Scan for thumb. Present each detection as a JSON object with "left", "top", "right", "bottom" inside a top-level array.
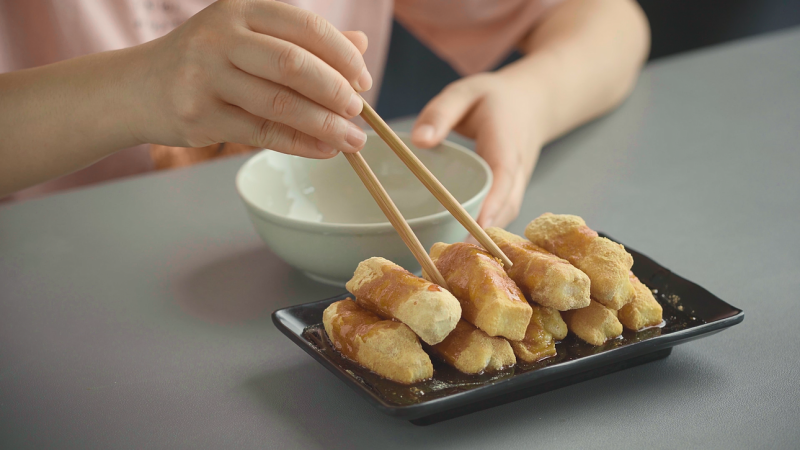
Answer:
[{"left": 411, "top": 80, "right": 482, "bottom": 148}]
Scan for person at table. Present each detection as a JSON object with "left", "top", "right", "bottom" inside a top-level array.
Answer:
[{"left": 0, "top": 0, "right": 649, "bottom": 227}]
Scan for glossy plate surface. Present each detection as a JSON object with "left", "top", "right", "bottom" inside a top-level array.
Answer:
[{"left": 272, "top": 236, "right": 744, "bottom": 425}]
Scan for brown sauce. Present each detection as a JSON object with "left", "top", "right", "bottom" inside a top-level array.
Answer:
[
  {"left": 435, "top": 243, "right": 527, "bottom": 307},
  {"left": 327, "top": 299, "right": 403, "bottom": 361},
  {"left": 514, "top": 338, "right": 557, "bottom": 363},
  {"left": 354, "top": 264, "right": 437, "bottom": 318},
  {"left": 303, "top": 295, "right": 702, "bottom": 407},
  {"left": 513, "top": 307, "right": 557, "bottom": 362},
  {"left": 430, "top": 321, "right": 479, "bottom": 363}
]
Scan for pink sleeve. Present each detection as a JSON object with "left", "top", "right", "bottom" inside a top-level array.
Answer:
[{"left": 393, "top": 0, "right": 563, "bottom": 76}]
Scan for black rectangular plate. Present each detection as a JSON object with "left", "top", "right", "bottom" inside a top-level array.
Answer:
[{"left": 272, "top": 235, "right": 744, "bottom": 425}]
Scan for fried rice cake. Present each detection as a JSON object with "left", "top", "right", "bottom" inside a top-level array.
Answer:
[
  {"left": 510, "top": 303, "right": 568, "bottom": 363},
  {"left": 486, "top": 227, "right": 590, "bottom": 311},
  {"left": 429, "top": 242, "right": 532, "bottom": 341},
  {"left": 430, "top": 320, "right": 516, "bottom": 374},
  {"left": 524, "top": 213, "right": 635, "bottom": 310},
  {"left": 346, "top": 257, "right": 461, "bottom": 345},
  {"left": 561, "top": 299, "right": 624, "bottom": 346},
  {"left": 618, "top": 272, "right": 664, "bottom": 331},
  {"left": 323, "top": 299, "right": 433, "bottom": 384}
]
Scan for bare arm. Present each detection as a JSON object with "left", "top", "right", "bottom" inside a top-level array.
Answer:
[
  {"left": 508, "top": 0, "right": 650, "bottom": 142},
  {"left": 0, "top": 0, "right": 372, "bottom": 198},
  {"left": 412, "top": 0, "right": 650, "bottom": 227},
  {"left": 0, "top": 48, "right": 145, "bottom": 197}
]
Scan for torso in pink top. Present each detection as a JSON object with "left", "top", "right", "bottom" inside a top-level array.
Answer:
[{"left": 0, "top": 0, "right": 558, "bottom": 201}]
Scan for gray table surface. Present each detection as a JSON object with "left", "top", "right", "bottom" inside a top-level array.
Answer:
[{"left": 2, "top": 27, "right": 800, "bottom": 450}]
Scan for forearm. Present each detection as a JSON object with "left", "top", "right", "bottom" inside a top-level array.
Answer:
[
  {"left": 500, "top": 0, "right": 650, "bottom": 144},
  {"left": 0, "top": 46, "right": 146, "bottom": 197}
]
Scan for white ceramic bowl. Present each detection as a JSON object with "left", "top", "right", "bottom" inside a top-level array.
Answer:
[{"left": 236, "top": 131, "right": 491, "bottom": 286}]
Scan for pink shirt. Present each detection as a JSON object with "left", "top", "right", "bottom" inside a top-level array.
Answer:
[{"left": 0, "top": 0, "right": 558, "bottom": 201}]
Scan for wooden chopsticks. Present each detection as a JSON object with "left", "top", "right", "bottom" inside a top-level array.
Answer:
[
  {"left": 343, "top": 96, "right": 514, "bottom": 290},
  {"left": 344, "top": 152, "right": 450, "bottom": 290},
  {"left": 358, "top": 96, "right": 513, "bottom": 268}
]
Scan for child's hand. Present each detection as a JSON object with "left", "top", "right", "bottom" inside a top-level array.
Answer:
[
  {"left": 410, "top": 72, "right": 545, "bottom": 228},
  {"left": 130, "top": 0, "right": 371, "bottom": 158}
]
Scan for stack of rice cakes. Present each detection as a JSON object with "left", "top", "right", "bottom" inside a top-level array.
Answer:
[{"left": 322, "top": 213, "right": 664, "bottom": 384}]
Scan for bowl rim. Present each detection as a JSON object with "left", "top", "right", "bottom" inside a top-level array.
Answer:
[{"left": 235, "top": 131, "right": 492, "bottom": 234}]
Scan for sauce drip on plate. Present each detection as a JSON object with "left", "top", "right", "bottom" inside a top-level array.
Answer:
[{"left": 304, "top": 294, "right": 702, "bottom": 407}]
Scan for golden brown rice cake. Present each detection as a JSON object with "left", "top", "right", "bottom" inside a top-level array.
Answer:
[
  {"left": 323, "top": 299, "right": 433, "bottom": 384},
  {"left": 429, "top": 242, "right": 532, "bottom": 341},
  {"left": 346, "top": 257, "right": 461, "bottom": 345},
  {"left": 487, "top": 227, "right": 590, "bottom": 311},
  {"left": 525, "top": 213, "right": 635, "bottom": 310},
  {"left": 562, "top": 299, "right": 624, "bottom": 346},
  {"left": 618, "top": 273, "right": 664, "bottom": 331}
]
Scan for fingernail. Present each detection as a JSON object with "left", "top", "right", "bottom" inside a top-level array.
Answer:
[
  {"left": 346, "top": 124, "right": 367, "bottom": 149},
  {"left": 413, "top": 124, "right": 435, "bottom": 143},
  {"left": 316, "top": 139, "right": 337, "bottom": 155},
  {"left": 355, "top": 67, "right": 373, "bottom": 92},
  {"left": 345, "top": 93, "right": 363, "bottom": 117}
]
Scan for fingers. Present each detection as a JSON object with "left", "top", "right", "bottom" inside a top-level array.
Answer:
[
  {"left": 476, "top": 145, "right": 536, "bottom": 228},
  {"left": 228, "top": 31, "right": 363, "bottom": 120},
  {"left": 476, "top": 169, "right": 516, "bottom": 229},
  {"left": 477, "top": 170, "right": 524, "bottom": 228},
  {"left": 342, "top": 31, "right": 368, "bottom": 55},
  {"left": 474, "top": 127, "right": 522, "bottom": 228},
  {"left": 481, "top": 166, "right": 528, "bottom": 228},
  {"left": 216, "top": 68, "right": 366, "bottom": 152},
  {"left": 411, "top": 78, "right": 485, "bottom": 148},
  {"left": 212, "top": 103, "right": 340, "bottom": 159},
  {"left": 243, "top": 2, "right": 372, "bottom": 92}
]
